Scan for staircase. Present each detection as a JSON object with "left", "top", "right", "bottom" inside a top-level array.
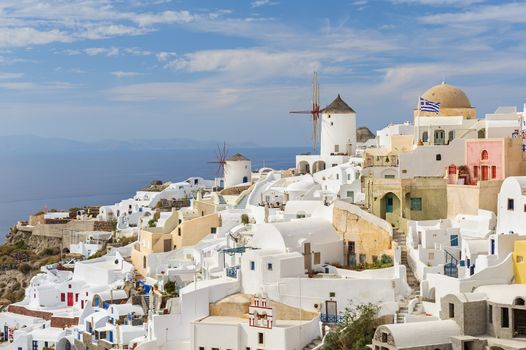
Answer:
[
  {"left": 394, "top": 231, "right": 421, "bottom": 323},
  {"left": 303, "top": 337, "right": 322, "bottom": 350}
]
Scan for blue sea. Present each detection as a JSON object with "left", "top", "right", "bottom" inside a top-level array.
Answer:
[{"left": 0, "top": 147, "right": 307, "bottom": 241}]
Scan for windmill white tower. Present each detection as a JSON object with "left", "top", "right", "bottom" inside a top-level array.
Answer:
[{"left": 320, "top": 94, "right": 357, "bottom": 158}]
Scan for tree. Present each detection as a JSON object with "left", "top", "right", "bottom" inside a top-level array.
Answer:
[{"left": 322, "top": 303, "right": 380, "bottom": 350}]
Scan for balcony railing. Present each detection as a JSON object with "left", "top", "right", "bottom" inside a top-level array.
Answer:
[
  {"left": 363, "top": 155, "right": 399, "bottom": 168},
  {"left": 320, "top": 313, "right": 343, "bottom": 324}
]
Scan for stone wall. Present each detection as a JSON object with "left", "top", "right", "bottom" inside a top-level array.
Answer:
[{"left": 333, "top": 200, "right": 393, "bottom": 265}]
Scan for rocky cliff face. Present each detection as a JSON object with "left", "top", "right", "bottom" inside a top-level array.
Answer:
[
  {"left": 0, "top": 227, "right": 61, "bottom": 308},
  {"left": 357, "top": 126, "right": 375, "bottom": 143}
]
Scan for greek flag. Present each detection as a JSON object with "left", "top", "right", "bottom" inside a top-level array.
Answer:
[{"left": 419, "top": 97, "right": 441, "bottom": 113}]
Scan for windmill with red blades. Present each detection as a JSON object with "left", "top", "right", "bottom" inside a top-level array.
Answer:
[{"left": 290, "top": 71, "right": 321, "bottom": 151}]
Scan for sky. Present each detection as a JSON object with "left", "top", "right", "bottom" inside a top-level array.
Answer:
[{"left": 0, "top": 0, "right": 525, "bottom": 147}]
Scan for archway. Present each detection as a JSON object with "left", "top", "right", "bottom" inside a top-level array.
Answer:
[
  {"left": 379, "top": 192, "right": 401, "bottom": 221},
  {"left": 298, "top": 161, "right": 310, "bottom": 174},
  {"left": 312, "top": 160, "right": 326, "bottom": 173}
]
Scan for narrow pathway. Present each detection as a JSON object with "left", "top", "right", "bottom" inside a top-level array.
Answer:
[{"left": 393, "top": 230, "right": 421, "bottom": 323}]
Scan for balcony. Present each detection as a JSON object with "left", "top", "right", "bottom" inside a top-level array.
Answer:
[{"left": 363, "top": 155, "right": 399, "bottom": 168}]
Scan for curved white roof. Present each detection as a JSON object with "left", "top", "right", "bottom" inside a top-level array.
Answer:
[
  {"left": 502, "top": 176, "right": 526, "bottom": 195},
  {"left": 286, "top": 175, "right": 315, "bottom": 192},
  {"left": 250, "top": 217, "right": 340, "bottom": 251},
  {"left": 380, "top": 320, "right": 460, "bottom": 348},
  {"left": 475, "top": 284, "right": 526, "bottom": 305}
]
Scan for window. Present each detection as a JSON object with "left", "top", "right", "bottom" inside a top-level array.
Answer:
[
  {"left": 502, "top": 307, "right": 509, "bottom": 328},
  {"left": 384, "top": 175, "right": 395, "bottom": 179},
  {"left": 372, "top": 255, "right": 378, "bottom": 263},
  {"left": 382, "top": 332, "right": 388, "bottom": 343},
  {"left": 508, "top": 198, "right": 515, "bottom": 210},
  {"left": 143, "top": 256, "right": 146, "bottom": 269},
  {"left": 334, "top": 144, "right": 339, "bottom": 152},
  {"left": 448, "top": 130, "right": 455, "bottom": 141},
  {"left": 250, "top": 261, "right": 255, "bottom": 270},
  {"left": 517, "top": 256, "right": 524, "bottom": 263},
  {"left": 258, "top": 332, "right": 264, "bottom": 345},
  {"left": 210, "top": 227, "right": 217, "bottom": 234},
  {"left": 489, "top": 305, "right": 493, "bottom": 323},
  {"left": 410, "top": 198, "right": 422, "bottom": 211},
  {"left": 436, "top": 154, "right": 442, "bottom": 161},
  {"left": 492, "top": 166, "right": 497, "bottom": 179},
  {"left": 450, "top": 235, "right": 459, "bottom": 247},
  {"left": 422, "top": 131, "right": 429, "bottom": 142},
  {"left": 449, "top": 303, "right": 455, "bottom": 318},
  {"left": 32, "top": 341, "right": 38, "bottom": 350},
  {"left": 61, "top": 293, "right": 65, "bottom": 302},
  {"left": 481, "top": 150, "right": 489, "bottom": 160},
  {"left": 359, "top": 254, "right": 366, "bottom": 264},
  {"left": 329, "top": 292, "right": 336, "bottom": 298},
  {"left": 267, "top": 263, "right": 273, "bottom": 271},
  {"left": 348, "top": 174, "right": 351, "bottom": 180},
  {"left": 178, "top": 227, "right": 181, "bottom": 236},
  {"left": 336, "top": 174, "right": 339, "bottom": 180},
  {"left": 199, "top": 347, "right": 205, "bottom": 350}
]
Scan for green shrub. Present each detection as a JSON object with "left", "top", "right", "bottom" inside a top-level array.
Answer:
[
  {"left": 13, "top": 241, "right": 28, "bottom": 250},
  {"left": 322, "top": 303, "right": 380, "bottom": 350}
]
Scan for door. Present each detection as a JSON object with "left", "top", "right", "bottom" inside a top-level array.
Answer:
[
  {"left": 3, "top": 326, "right": 7, "bottom": 341},
  {"left": 481, "top": 166, "right": 489, "bottom": 180},
  {"left": 303, "top": 242, "right": 312, "bottom": 272},
  {"left": 434, "top": 129, "right": 445, "bottom": 145},
  {"left": 386, "top": 195, "right": 394, "bottom": 213},
  {"left": 348, "top": 241, "right": 356, "bottom": 267},
  {"left": 347, "top": 191, "right": 354, "bottom": 202},
  {"left": 314, "top": 252, "right": 321, "bottom": 265},
  {"left": 67, "top": 292, "right": 74, "bottom": 307},
  {"left": 491, "top": 239, "right": 495, "bottom": 255}
]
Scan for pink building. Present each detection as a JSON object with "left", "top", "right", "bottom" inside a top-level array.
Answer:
[{"left": 447, "top": 137, "right": 524, "bottom": 185}]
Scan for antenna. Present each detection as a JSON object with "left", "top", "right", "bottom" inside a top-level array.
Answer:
[
  {"left": 208, "top": 142, "right": 228, "bottom": 177},
  {"left": 290, "top": 72, "right": 321, "bottom": 151}
]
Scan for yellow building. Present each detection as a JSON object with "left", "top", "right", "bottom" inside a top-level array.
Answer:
[
  {"left": 513, "top": 240, "right": 526, "bottom": 284},
  {"left": 333, "top": 200, "right": 393, "bottom": 266},
  {"left": 131, "top": 204, "right": 220, "bottom": 277}
]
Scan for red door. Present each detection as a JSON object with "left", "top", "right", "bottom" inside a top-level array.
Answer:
[
  {"left": 481, "top": 166, "right": 489, "bottom": 181},
  {"left": 67, "top": 292, "right": 74, "bottom": 307}
]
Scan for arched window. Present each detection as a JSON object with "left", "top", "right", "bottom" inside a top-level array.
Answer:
[
  {"left": 422, "top": 131, "right": 429, "bottom": 142},
  {"left": 481, "top": 150, "right": 489, "bottom": 160},
  {"left": 448, "top": 130, "right": 455, "bottom": 142}
]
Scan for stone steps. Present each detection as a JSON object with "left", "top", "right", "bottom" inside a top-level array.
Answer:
[{"left": 303, "top": 337, "right": 322, "bottom": 350}]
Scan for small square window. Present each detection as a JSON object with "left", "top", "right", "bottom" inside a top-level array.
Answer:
[
  {"left": 436, "top": 154, "right": 442, "bottom": 161},
  {"left": 410, "top": 198, "right": 422, "bottom": 211},
  {"left": 267, "top": 263, "right": 273, "bottom": 271},
  {"left": 517, "top": 256, "right": 524, "bottom": 263},
  {"left": 210, "top": 227, "right": 217, "bottom": 234}
]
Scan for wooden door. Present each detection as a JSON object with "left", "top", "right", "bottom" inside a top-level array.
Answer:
[{"left": 67, "top": 292, "right": 74, "bottom": 307}]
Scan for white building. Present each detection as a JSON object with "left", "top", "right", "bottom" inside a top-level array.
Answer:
[{"left": 224, "top": 154, "right": 252, "bottom": 189}]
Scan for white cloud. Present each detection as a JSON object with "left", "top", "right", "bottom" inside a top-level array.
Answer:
[
  {"left": 251, "top": 0, "right": 279, "bottom": 8},
  {"left": 421, "top": 3, "right": 526, "bottom": 24},
  {"left": 111, "top": 71, "right": 142, "bottom": 78},
  {"left": 0, "top": 72, "right": 23, "bottom": 80},
  {"left": 84, "top": 47, "right": 119, "bottom": 56},
  {"left": 156, "top": 51, "right": 177, "bottom": 61},
  {"left": 164, "top": 48, "right": 322, "bottom": 81},
  {"left": 132, "top": 10, "right": 194, "bottom": 27},
  {"left": 392, "top": 0, "right": 483, "bottom": 6},
  {"left": 0, "top": 27, "right": 70, "bottom": 48}
]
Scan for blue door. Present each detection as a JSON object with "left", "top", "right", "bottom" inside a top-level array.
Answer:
[
  {"left": 3, "top": 326, "right": 7, "bottom": 341},
  {"left": 386, "top": 195, "right": 394, "bottom": 213},
  {"left": 491, "top": 239, "right": 495, "bottom": 255},
  {"left": 109, "top": 330, "right": 113, "bottom": 342}
]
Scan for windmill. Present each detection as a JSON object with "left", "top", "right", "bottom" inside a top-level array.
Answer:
[
  {"left": 208, "top": 142, "right": 228, "bottom": 178},
  {"left": 290, "top": 71, "right": 321, "bottom": 151}
]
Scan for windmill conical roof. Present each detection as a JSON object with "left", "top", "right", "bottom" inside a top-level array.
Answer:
[
  {"left": 228, "top": 153, "right": 250, "bottom": 161},
  {"left": 322, "top": 94, "right": 355, "bottom": 114}
]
